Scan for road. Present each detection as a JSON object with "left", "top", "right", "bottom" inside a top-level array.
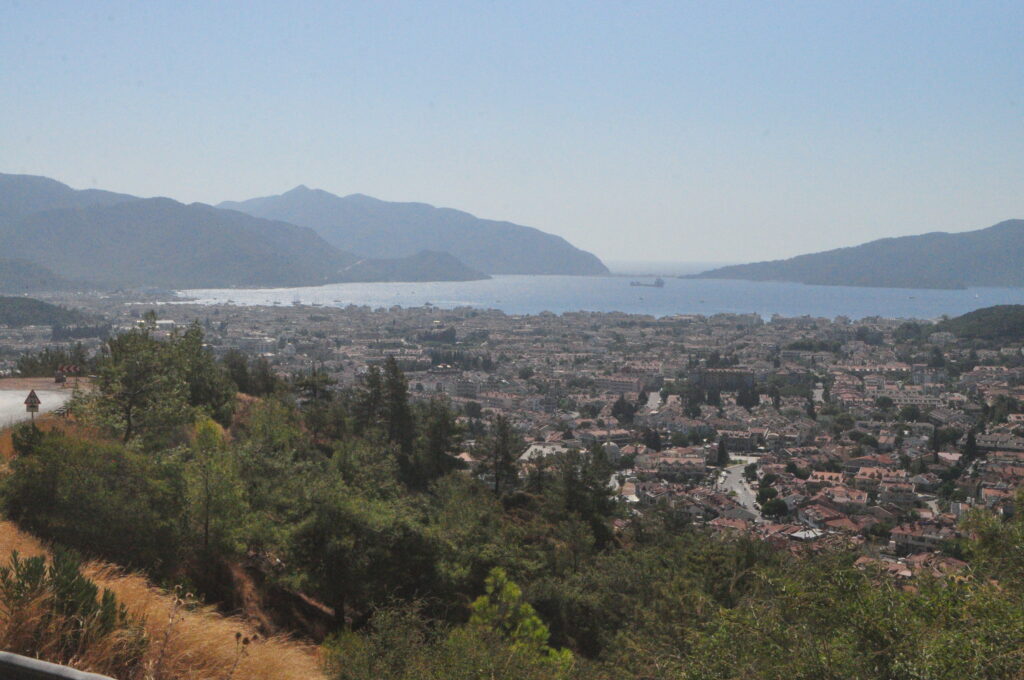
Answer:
[
  {"left": 717, "top": 462, "right": 762, "bottom": 521},
  {"left": 0, "top": 390, "right": 72, "bottom": 428}
]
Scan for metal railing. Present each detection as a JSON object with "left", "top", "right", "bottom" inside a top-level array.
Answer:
[{"left": 0, "top": 652, "right": 115, "bottom": 680}]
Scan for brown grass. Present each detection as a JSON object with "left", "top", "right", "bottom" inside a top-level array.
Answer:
[
  {"left": 0, "top": 521, "right": 326, "bottom": 680},
  {"left": 0, "top": 413, "right": 107, "bottom": 463}
]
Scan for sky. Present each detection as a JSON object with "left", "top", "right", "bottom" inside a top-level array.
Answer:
[{"left": 2, "top": 1, "right": 1022, "bottom": 263}]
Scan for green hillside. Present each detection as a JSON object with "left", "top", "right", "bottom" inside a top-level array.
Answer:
[
  {"left": 0, "top": 258, "right": 71, "bottom": 293},
  {"left": 0, "top": 296, "right": 83, "bottom": 327},
  {"left": 936, "top": 305, "right": 1024, "bottom": 342}
]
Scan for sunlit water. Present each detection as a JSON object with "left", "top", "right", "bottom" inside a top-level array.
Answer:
[{"left": 178, "top": 275, "right": 1024, "bottom": 320}]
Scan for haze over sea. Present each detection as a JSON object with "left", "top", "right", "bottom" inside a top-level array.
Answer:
[{"left": 178, "top": 274, "right": 1024, "bottom": 321}]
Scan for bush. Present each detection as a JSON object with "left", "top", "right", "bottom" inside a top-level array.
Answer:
[
  {"left": 3, "top": 431, "right": 185, "bottom": 574},
  {"left": 0, "top": 549, "right": 145, "bottom": 677}
]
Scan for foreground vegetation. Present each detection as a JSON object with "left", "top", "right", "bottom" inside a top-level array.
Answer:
[
  {"left": 3, "top": 319, "right": 1024, "bottom": 678},
  {"left": 0, "top": 520, "right": 322, "bottom": 680}
]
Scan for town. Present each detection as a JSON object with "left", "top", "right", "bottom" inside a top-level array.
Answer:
[{"left": 4, "top": 291, "right": 1022, "bottom": 582}]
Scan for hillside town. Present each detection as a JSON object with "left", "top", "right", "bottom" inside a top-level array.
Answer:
[{"left": 3, "top": 293, "right": 1022, "bottom": 581}]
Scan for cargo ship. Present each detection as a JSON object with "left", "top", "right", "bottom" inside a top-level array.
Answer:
[{"left": 630, "top": 277, "right": 665, "bottom": 288}]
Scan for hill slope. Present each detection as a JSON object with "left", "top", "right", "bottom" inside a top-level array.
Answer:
[
  {"left": 692, "top": 219, "right": 1024, "bottom": 289},
  {"left": 0, "top": 296, "right": 83, "bottom": 327},
  {"left": 0, "top": 173, "right": 136, "bottom": 222},
  {"left": 0, "top": 258, "right": 73, "bottom": 293},
  {"left": 0, "top": 198, "right": 361, "bottom": 288},
  {"left": 0, "top": 174, "right": 496, "bottom": 287},
  {"left": 936, "top": 305, "right": 1024, "bottom": 342},
  {"left": 219, "top": 186, "right": 609, "bottom": 276}
]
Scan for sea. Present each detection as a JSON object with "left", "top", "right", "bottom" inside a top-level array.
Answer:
[{"left": 177, "top": 274, "right": 1024, "bottom": 321}]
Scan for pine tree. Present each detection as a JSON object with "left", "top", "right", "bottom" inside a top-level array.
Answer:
[
  {"left": 353, "top": 365, "right": 384, "bottom": 435},
  {"left": 488, "top": 415, "right": 519, "bottom": 496},
  {"left": 964, "top": 428, "right": 979, "bottom": 462},
  {"left": 383, "top": 357, "right": 415, "bottom": 454},
  {"left": 414, "top": 399, "right": 460, "bottom": 486}
]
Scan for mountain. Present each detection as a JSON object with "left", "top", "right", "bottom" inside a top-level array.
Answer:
[
  {"left": 0, "top": 296, "right": 84, "bottom": 327},
  {"left": 340, "top": 251, "right": 487, "bottom": 282},
  {"left": 935, "top": 305, "right": 1024, "bottom": 342},
  {"left": 0, "top": 173, "right": 135, "bottom": 222},
  {"left": 0, "top": 196, "right": 361, "bottom": 288},
  {"left": 691, "top": 220, "right": 1024, "bottom": 289},
  {"left": 0, "top": 258, "right": 74, "bottom": 293},
  {"left": 0, "top": 174, "right": 490, "bottom": 288},
  {"left": 219, "top": 186, "right": 609, "bottom": 276}
]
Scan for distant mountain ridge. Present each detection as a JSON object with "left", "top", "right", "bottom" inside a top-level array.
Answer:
[
  {"left": 691, "top": 220, "right": 1024, "bottom": 289},
  {"left": 0, "top": 173, "right": 135, "bottom": 222},
  {"left": 0, "top": 258, "right": 74, "bottom": 293},
  {"left": 1, "top": 194, "right": 361, "bottom": 288},
  {"left": 219, "top": 185, "right": 609, "bottom": 276},
  {"left": 0, "top": 174, "right": 500, "bottom": 289}
]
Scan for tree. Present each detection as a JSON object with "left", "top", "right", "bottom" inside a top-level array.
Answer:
[
  {"left": 185, "top": 417, "right": 247, "bottom": 558},
  {"left": 761, "top": 498, "right": 788, "bottom": 518},
  {"left": 353, "top": 365, "right": 384, "bottom": 435},
  {"left": 294, "top": 364, "right": 336, "bottom": 404},
  {"left": 486, "top": 415, "right": 520, "bottom": 496},
  {"left": 95, "top": 324, "right": 191, "bottom": 445},
  {"left": 4, "top": 431, "right": 185, "bottom": 574},
  {"left": 464, "top": 401, "right": 483, "bottom": 419},
  {"left": 290, "top": 480, "right": 438, "bottom": 624},
  {"left": 715, "top": 440, "right": 729, "bottom": 467},
  {"left": 552, "top": 447, "right": 616, "bottom": 550},
  {"left": 611, "top": 394, "right": 636, "bottom": 425},
  {"left": 756, "top": 486, "right": 778, "bottom": 505},
  {"left": 736, "top": 387, "right": 758, "bottom": 410},
  {"left": 249, "top": 356, "right": 280, "bottom": 395},
  {"left": 175, "top": 322, "right": 236, "bottom": 424},
  {"left": 963, "top": 428, "right": 979, "bottom": 462},
  {"left": 413, "top": 399, "right": 460, "bottom": 486},
  {"left": 642, "top": 428, "right": 662, "bottom": 451},
  {"left": 383, "top": 357, "right": 415, "bottom": 455},
  {"left": 899, "top": 404, "right": 922, "bottom": 422},
  {"left": 468, "top": 567, "right": 572, "bottom": 669},
  {"left": 223, "top": 348, "right": 251, "bottom": 394}
]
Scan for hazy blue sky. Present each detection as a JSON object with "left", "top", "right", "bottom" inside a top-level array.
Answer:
[{"left": 2, "top": 1, "right": 1022, "bottom": 262}]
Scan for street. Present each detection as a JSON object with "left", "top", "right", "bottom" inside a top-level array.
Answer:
[
  {"left": 0, "top": 389, "right": 71, "bottom": 428},
  {"left": 717, "top": 462, "right": 763, "bottom": 521}
]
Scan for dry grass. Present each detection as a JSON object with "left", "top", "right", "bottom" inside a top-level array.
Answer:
[
  {"left": 0, "top": 521, "right": 326, "bottom": 680},
  {"left": 0, "top": 413, "right": 105, "bottom": 462},
  {"left": 0, "top": 520, "right": 49, "bottom": 558}
]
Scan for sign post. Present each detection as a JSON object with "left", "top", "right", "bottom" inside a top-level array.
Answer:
[{"left": 25, "top": 390, "right": 41, "bottom": 424}]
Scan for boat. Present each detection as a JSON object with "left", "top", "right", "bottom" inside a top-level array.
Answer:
[{"left": 630, "top": 277, "right": 665, "bottom": 288}]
